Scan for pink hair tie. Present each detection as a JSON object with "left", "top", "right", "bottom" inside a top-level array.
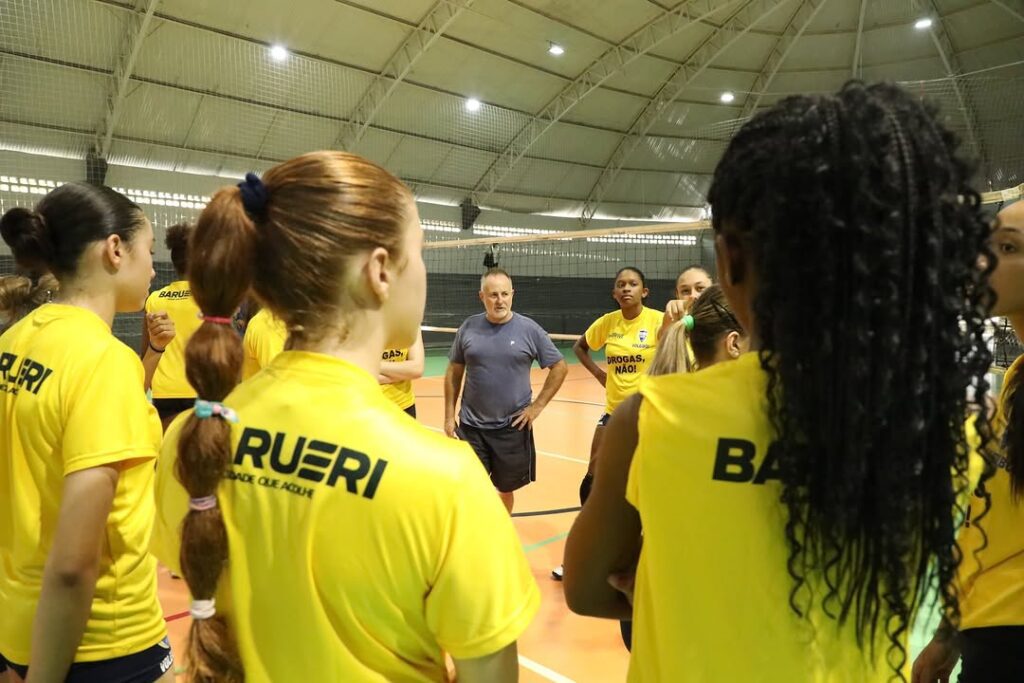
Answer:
[
  {"left": 198, "top": 313, "right": 234, "bottom": 325},
  {"left": 189, "top": 495, "right": 218, "bottom": 512}
]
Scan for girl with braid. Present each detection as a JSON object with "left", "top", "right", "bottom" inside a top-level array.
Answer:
[
  {"left": 914, "top": 200, "right": 1024, "bottom": 682},
  {"left": 565, "top": 82, "right": 995, "bottom": 682},
  {"left": 152, "top": 152, "right": 538, "bottom": 683}
]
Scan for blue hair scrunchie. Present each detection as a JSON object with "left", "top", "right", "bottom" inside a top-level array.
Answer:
[{"left": 237, "top": 172, "right": 269, "bottom": 219}]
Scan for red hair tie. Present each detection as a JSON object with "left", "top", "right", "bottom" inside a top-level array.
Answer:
[{"left": 198, "top": 313, "right": 234, "bottom": 325}]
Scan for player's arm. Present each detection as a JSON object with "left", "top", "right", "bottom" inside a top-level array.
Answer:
[
  {"left": 564, "top": 394, "right": 643, "bottom": 619},
  {"left": 444, "top": 361, "right": 466, "bottom": 438},
  {"left": 379, "top": 332, "right": 425, "bottom": 384},
  {"left": 27, "top": 465, "right": 119, "bottom": 682},
  {"left": 141, "top": 312, "right": 174, "bottom": 391},
  {"left": 574, "top": 336, "right": 606, "bottom": 386},
  {"left": 453, "top": 643, "right": 518, "bottom": 683},
  {"left": 659, "top": 299, "right": 689, "bottom": 341}
]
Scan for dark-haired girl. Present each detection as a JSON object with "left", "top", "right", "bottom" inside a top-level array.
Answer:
[
  {"left": 565, "top": 81, "right": 994, "bottom": 682},
  {"left": 553, "top": 267, "right": 661, "bottom": 581},
  {"left": 142, "top": 222, "right": 201, "bottom": 429},
  {"left": 914, "top": 200, "right": 1024, "bottom": 682},
  {"left": 0, "top": 184, "right": 172, "bottom": 681}
]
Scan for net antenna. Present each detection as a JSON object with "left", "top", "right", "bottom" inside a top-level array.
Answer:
[{"left": 483, "top": 243, "right": 500, "bottom": 269}]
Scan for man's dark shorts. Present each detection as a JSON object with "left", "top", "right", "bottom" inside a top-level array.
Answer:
[{"left": 456, "top": 423, "right": 537, "bottom": 493}]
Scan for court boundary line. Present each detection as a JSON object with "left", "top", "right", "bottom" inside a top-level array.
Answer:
[
  {"left": 519, "top": 655, "right": 577, "bottom": 683},
  {"left": 512, "top": 506, "right": 582, "bottom": 518}
]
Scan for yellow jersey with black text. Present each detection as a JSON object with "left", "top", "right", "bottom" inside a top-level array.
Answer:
[
  {"left": 627, "top": 353, "right": 897, "bottom": 682},
  {"left": 380, "top": 347, "right": 415, "bottom": 410},
  {"left": 242, "top": 309, "right": 287, "bottom": 380},
  {"left": 0, "top": 304, "right": 165, "bottom": 664},
  {"left": 957, "top": 355, "right": 1024, "bottom": 630},
  {"left": 584, "top": 307, "right": 662, "bottom": 414},
  {"left": 145, "top": 280, "right": 202, "bottom": 399},
  {"left": 152, "top": 351, "right": 539, "bottom": 682}
]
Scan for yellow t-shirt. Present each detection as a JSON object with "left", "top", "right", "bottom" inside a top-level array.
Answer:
[
  {"left": 585, "top": 307, "right": 662, "bottom": 414},
  {"left": 956, "top": 354, "right": 1024, "bottom": 630},
  {"left": 242, "top": 309, "right": 287, "bottom": 380},
  {"left": 153, "top": 351, "right": 539, "bottom": 681},
  {"left": 380, "top": 347, "right": 415, "bottom": 410},
  {"left": 0, "top": 304, "right": 165, "bottom": 664},
  {"left": 626, "top": 353, "right": 895, "bottom": 682},
  {"left": 145, "top": 280, "right": 202, "bottom": 399}
]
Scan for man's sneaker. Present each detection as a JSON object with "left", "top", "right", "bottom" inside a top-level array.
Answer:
[{"left": 551, "top": 564, "right": 564, "bottom": 581}]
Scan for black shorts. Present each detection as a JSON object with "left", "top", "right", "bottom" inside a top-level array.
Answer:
[
  {"left": 959, "top": 626, "right": 1024, "bottom": 681},
  {"left": 597, "top": 413, "right": 611, "bottom": 427},
  {"left": 457, "top": 423, "right": 536, "bottom": 493},
  {"left": 403, "top": 404, "right": 417, "bottom": 419},
  {"left": 152, "top": 397, "right": 194, "bottom": 422},
  {"left": 0, "top": 636, "right": 173, "bottom": 683}
]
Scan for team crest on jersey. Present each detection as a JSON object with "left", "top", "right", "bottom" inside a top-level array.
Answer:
[{"left": 638, "top": 329, "right": 649, "bottom": 343}]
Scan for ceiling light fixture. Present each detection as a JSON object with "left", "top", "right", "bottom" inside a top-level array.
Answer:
[
  {"left": 465, "top": 98, "right": 482, "bottom": 112},
  {"left": 269, "top": 44, "right": 289, "bottom": 61},
  {"left": 914, "top": 17, "right": 933, "bottom": 30},
  {"left": 720, "top": 91, "right": 735, "bottom": 104},
  {"left": 548, "top": 43, "right": 565, "bottom": 56}
]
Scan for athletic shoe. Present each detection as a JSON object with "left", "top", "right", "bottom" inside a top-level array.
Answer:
[{"left": 551, "top": 564, "right": 563, "bottom": 581}]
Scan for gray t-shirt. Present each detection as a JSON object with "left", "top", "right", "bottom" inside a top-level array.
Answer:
[{"left": 449, "top": 312, "right": 563, "bottom": 429}]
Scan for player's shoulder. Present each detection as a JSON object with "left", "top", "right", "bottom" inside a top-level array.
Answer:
[
  {"left": 144, "top": 287, "right": 163, "bottom": 309},
  {"left": 512, "top": 312, "right": 547, "bottom": 333},
  {"left": 360, "top": 408, "right": 483, "bottom": 486},
  {"left": 594, "top": 309, "right": 622, "bottom": 326}
]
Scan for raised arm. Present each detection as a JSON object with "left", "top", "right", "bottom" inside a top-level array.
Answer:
[{"left": 141, "top": 312, "right": 174, "bottom": 391}]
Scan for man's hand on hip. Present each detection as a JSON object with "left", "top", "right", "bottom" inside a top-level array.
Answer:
[{"left": 512, "top": 403, "right": 543, "bottom": 431}]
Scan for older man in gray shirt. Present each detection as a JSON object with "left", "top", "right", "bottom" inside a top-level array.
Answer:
[{"left": 444, "top": 268, "right": 568, "bottom": 513}]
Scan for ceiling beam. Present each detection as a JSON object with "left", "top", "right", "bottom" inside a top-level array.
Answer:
[
  {"left": 579, "top": 0, "right": 786, "bottom": 224},
  {"left": 914, "top": 0, "right": 991, "bottom": 179},
  {"left": 468, "top": 0, "right": 748, "bottom": 203},
  {"left": 988, "top": 0, "right": 1024, "bottom": 23},
  {"left": 851, "top": 0, "right": 868, "bottom": 76},
  {"left": 94, "top": 0, "right": 160, "bottom": 159},
  {"left": 740, "top": 0, "right": 830, "bottom": 119},
  {"left": 333, "top": 0, "right": 475, "bottom": 151}
]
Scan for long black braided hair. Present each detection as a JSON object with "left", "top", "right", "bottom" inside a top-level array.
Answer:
[{"left": 707, "top": 81, "right": 995, "bottom": 679}]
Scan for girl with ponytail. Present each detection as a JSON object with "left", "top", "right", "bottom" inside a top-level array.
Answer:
[
  {"left": 153, "top": 151, "right": 538, "bottom": 683},
  {"left": 565, "top": 82, "right": 994, "bottom": 682}
]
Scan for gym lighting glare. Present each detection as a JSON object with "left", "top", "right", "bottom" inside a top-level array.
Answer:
[
  {"left": 465, "top": 98, "right": 482, "bottom": 112},
  {"left": 720, "top": 91, "right": 736, "bottom": 103},
  {"left": 914, "top": 18, "right": 933, "bottom": 30},
  {"left": 269, "top": 44, "right": 289, "bottom": 61},
  {"left": 548, "top": 43, "right": 565, "bottom": 56}
]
